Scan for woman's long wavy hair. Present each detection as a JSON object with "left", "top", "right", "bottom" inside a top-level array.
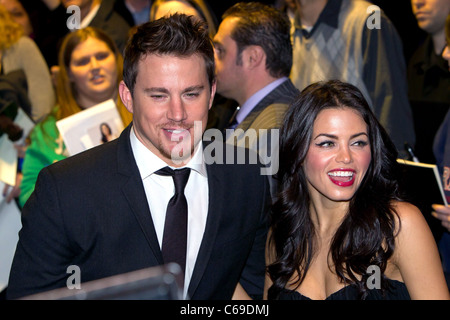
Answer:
[{"left": 267, "top": 80, "right": 403, "bottom": 299}]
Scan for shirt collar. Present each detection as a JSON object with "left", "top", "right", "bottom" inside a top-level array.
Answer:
[
  {"left": 423, "top": 37, "right": 449, "bottom": 72},
  {"left": 411, "top": 36, "right": 449, "bottom": 77},
  {"left": 236, "top": 77, "right": 288, "bottom": 123},
  {"left": 129, "top": 126, "right": 207, "bottom": 180},
  {"left": 294, "top": 0, "right": 342, "bottom": 38}
]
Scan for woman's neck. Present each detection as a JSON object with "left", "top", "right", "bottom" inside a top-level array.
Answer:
[
  {"left": 77, "top": 90, "right": 117, "bottom": 110},
  {"left": 309, "top": 197, "right": 348, "bottom": 236}
]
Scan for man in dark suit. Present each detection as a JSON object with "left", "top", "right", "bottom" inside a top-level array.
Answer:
[
  {"left": 212, "top": 2, "right": 299, "bottom": 197},
  {"left": 7, "top": 14, "right": 269, "bottom": 300}
]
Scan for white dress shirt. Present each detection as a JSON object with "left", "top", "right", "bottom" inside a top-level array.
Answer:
[{"left": 129, "top": 127, "right": 209, "bottom": 298}]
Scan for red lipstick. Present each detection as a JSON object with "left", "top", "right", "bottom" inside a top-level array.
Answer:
[{"left": 327, "top": 169, "right": 356, "bottom": 187}]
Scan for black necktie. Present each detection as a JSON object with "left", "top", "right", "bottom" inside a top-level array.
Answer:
[{"left": 154, "top": 166, "right": 191, "bottom": 285}]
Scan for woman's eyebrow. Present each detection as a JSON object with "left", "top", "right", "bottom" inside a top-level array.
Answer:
[{"left": 313, "top": 132, "right": 368, "bottom": 140}]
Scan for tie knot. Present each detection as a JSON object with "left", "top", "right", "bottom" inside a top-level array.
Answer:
[{"left": 155, "top": 167, "right": 191, "bottom": 194}]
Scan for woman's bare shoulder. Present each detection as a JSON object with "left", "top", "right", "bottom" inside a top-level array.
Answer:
[
  {"left": 391, "top": 201, "right": 427, "bottom": 232},
  {"left": 390, "top": 201, "right": 450, "bottom": 299}
]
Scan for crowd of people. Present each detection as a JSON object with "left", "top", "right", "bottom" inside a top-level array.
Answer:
[{"left": 1, "top": 0, "right": 449, "bottom": 301}]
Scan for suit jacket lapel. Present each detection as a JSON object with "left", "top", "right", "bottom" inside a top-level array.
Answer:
[{"left": 117, "top": 124, "right": 164, "bottom": 264}]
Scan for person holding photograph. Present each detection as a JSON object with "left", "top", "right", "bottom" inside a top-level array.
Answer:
[
  {"left": 18, "top": 26, "right": 132, "bottom": 208},
  {"left": 431, "top": 13, "right": 450, "bottom": 290}
]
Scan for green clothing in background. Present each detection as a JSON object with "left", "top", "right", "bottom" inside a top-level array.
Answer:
[{"left": 19, "top": 108, "right": 67, "bottom": 207}]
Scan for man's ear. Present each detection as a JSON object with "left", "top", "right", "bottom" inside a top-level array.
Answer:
[
  {"left": 208, "top": 80, "right": 217, "bottom": 110},
  {"left": 119, "top": 80, "right": 133, "bottom": 113},
  {"left": 243, "top": 45, "right": 265, "bottom": 70}
]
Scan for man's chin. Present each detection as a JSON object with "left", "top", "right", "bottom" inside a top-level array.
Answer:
[{"left": 160, "top": 142, "right": 195, "bottom": 165}]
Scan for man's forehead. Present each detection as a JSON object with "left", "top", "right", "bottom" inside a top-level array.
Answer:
[
  {"left": 137, "top": 53, "right": 208, "bottom": 72},
  {"left": 135, "top": 54, "right": 210, "bottom": 89}
]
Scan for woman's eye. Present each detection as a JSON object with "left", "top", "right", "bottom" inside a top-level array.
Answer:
[
  {"left": 96, "top": 52, "right": 109, "bottom": 60},
  {"left": 315, "top": 141, "right": 334, "bottom": 148},
  {"left": 11, "top": 11, "right": 25, "bottom": 18},
  {"left": 352, "top": 140, "right": 369, "bottom": 147},
  {"left": 74, "top": 58, "right": 90, "bottom": 66}
]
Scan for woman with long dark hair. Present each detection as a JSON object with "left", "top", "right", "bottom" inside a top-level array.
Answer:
[{"left": 265, "top": 80, "right": 449, "bottom": 300}]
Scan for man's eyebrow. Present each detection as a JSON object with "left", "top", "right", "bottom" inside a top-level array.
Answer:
[
  {"left": 142, "top": 85, "right": 205, "bottom": 94},
  {"left": 143, "top": 87, "right": 169, "bottom": 94},
  {"left": 183, "top": 85, "right": 205, "bottom": 93}
]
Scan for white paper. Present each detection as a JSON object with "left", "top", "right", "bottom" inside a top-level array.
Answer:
[
  {"left": 0, "top": 181, "right": 22, "bottom": 291},
  {"left": 56, "top": 99, "right": 123, "bottom": 156},
  {"left": 0, "top": 109, "right": 35, "bottom": 186}
]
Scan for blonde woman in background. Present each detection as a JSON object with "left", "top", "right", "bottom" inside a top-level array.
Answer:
[
  {"left": 0, "top": 4, "right": 54, "bottom": 122},
  {"left": 0, "top": 0, "right": 33, "bottom": 38},
  {"left": 0, "top": 4, "right": 54, "bottom": 204}
]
